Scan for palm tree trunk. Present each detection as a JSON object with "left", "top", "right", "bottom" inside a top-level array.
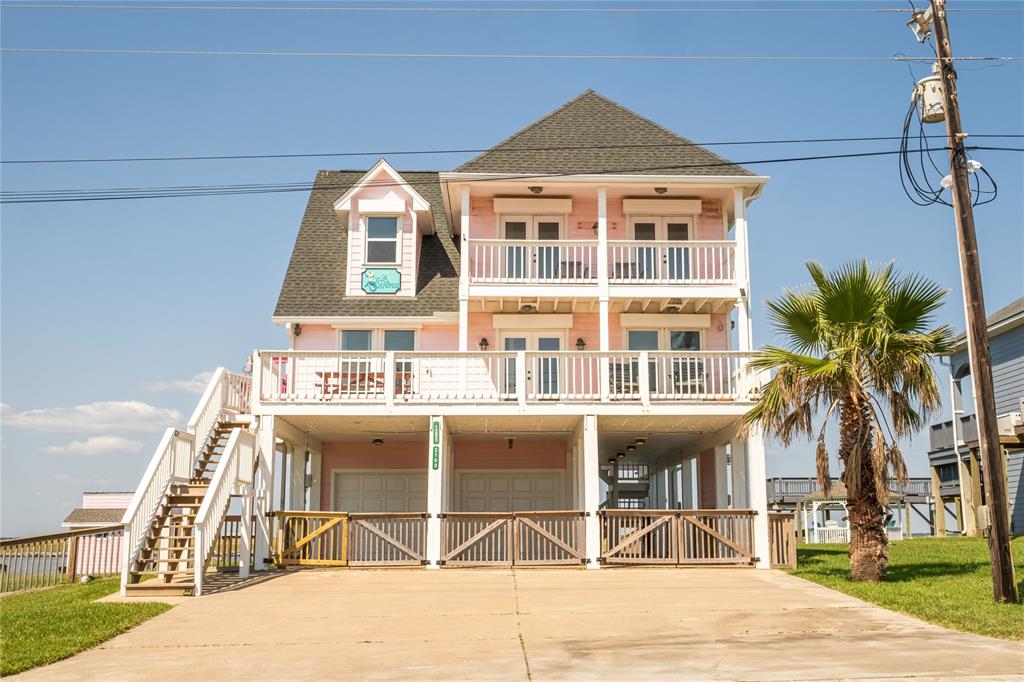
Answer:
[{"left": 838, "top": 400, "right": 889, "bottom": 581}]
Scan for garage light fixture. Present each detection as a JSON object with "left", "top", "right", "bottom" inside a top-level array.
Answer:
[
  {"left": 616, "top": 452, "right": 626, "bottom": 459},
  {"left": 634, "top": 438, "right": 646, "bottom": 447}
]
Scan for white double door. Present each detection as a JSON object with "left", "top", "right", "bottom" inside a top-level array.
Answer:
[
  {"left": 503, "top": 216, "right": 562, "bottom": 280},
  {"left": 501, "top": 332, "right": 563, "bottom": 396}
]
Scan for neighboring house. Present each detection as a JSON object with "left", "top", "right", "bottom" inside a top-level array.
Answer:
[
  {"left": 927, "top": 297, "right": 1024, "bottom": 536},
  {"left": 120, "top": 91, "right": 777, "bottom": 595},
  {"left": 62, "top": 492, "right": 131, "bottom": 576}
]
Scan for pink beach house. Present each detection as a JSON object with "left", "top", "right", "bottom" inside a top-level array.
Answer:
[{"left": 120, "top": 91, "right": 773, "bottom": 596}]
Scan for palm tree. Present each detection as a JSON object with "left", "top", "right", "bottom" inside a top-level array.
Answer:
[{"left": 746, "top": 260, "right": 953, "bottom": 581}]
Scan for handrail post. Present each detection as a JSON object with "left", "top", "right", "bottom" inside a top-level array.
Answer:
[
  {"left": 516, "top": 351, "right": 527, "bottom": 407},
  {"left": 384, "top": 351, "right": 396, "bottom": 408},
  {"left": 639, "top": 352, "right": 651, "bottom": 407},
  {"left": 66, "top": 535, "right": 79, "bottom": 584}
]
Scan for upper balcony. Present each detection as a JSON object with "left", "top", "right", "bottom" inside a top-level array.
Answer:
[
  {"left": 467, "top": 239, "right": 736, "bottom": 288},
  {"left": 253, "top": 349, "right": 759, "bottom": 415}
]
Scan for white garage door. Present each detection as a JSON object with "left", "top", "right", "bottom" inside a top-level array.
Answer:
[
  {"left": 332, "top": 470, "right": 427, "bottom": 512},
  {"left": 457, "top": 471, "right": 564, "bottom": 512}
]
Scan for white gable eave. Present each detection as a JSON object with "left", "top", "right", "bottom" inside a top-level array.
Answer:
[{"left": 333, "top": 159, "right": 431, "bottom": 213}]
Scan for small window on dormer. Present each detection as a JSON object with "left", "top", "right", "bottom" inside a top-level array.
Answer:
[{"left": 365, "top": 216, "right": 399, "bottom": 264}]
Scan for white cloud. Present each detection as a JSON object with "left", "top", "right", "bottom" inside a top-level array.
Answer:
[
  {"left": 44, "top": 436, "right": 144, "bottom": 455},
  {"left": 142, "top": 371, "right": 214, "bottom": 394},
  {"left": 3, "top": 400, "right": 181, "bottom": 432},
  {"left": 53, "top": 473, "right": 118, "bottom": 486}
]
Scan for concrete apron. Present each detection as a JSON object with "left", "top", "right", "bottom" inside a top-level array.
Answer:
[{"left": 16, "top": 568, "right": 1024, "bottom": 681}]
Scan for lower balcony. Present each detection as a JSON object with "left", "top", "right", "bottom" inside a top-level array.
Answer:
[{"left": 255, "top": 350, "right": 757, "bottom": 407}]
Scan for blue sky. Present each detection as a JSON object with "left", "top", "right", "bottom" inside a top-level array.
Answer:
[{"left": 2, "top": 1, "right": 1022, "bottom": 536}]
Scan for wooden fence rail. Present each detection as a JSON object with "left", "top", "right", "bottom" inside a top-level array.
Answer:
[
  {"left": 768, "top": 512, "right": 798, "bottom": 568},
  {"left": 0, "top": 526, "right": 125, "bottom": 593}
]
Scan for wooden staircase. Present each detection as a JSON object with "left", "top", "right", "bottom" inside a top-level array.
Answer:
[{"left": 124, "top": 420, "right": 247, "bottom": 596}]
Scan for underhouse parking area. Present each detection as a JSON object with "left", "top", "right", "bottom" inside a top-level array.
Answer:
[{"left": 19, "top": 568, "right": 1024, "bottom": 680}]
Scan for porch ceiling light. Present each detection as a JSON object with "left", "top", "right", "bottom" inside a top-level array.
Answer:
[
  {"left": 635, "top": 438, "right": 646, "bottom": 447},
  {"left": 608, "top": 458, "right": 617, "bottom": 465},
  {"left": 528, "top": 186, "right": 544, "bottom": 194},
  {"left": 616, "top": 452, "right": 626, "bottom": 459},
  {"left": 372, "top": 438, "right": 384, "bottom": 445},
  {"left": 654, "top": 187, "right": 668, "bottom": 194},
  {"left": 626, "top": 444, "right": 637, "bottom": 453}
]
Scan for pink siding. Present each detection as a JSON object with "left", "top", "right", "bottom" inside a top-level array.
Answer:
[
  {"left": 420, "top": 325, "right": 458, "bottom": 351},
  {"left": 293, "top": 325, "right": 337, "bottom": 351},
  {"left": 346, "top": 169, "right": 419, "bottom": 298},
  {"left": 81, "top": 493, "right": 132, "bottom": 509},
  {"left": 705, "top": 314, "right": 729, "bottom": 351},
  {"left": 320, "top": 441, "right": 427, "bottom": 509},
  {"left": 467, "top": 312, "right": 495, "bottom": 350},
  {"left": 696, "top": 200, "right": 726, "bottom": 240},
  {"left": 454, "top": 440, "right": 566, "bottom": 469},
  {"left": 569, "top": 313, "right": 599, "bottom": 351}
]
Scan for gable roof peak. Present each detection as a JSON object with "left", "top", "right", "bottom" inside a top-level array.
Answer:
[{"left": 455, "top": 90, "right": 754, "bottom": 178}]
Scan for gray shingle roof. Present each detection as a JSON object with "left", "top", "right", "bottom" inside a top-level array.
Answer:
[
  {"left": 456, "top": 90, "right": 754, "bottom": 177},
  {"left": 952, "top": 296, "right": 1024, "bottom": 347},
  {"left": 63, "top": 508, "right": 124, "bottom": 525},
  {"left": 274, "top": 170, "right": 459, "bottom": 318}
]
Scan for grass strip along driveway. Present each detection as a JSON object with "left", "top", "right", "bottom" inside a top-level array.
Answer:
[
  {"left": 793, "top": 537, "right": 1024, "bottom": 640},
  {"left": 0, "top": 577, "right": 170, "bottom": 676}
]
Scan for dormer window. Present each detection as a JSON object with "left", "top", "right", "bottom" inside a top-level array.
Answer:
[{"left": 365, "top": 215, "right": 400, "bottom": 264}]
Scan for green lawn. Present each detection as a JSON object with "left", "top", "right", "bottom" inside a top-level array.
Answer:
[
  {"left": 0, "top": 578, "right": 171, "bottom": 676},
  {"left": 792, "top": 537, "right": 1024, "bottom": 640}
]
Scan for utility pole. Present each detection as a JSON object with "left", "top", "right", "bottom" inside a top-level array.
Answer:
[{"left": 926, "top": 0, "right": 1018, "bottom": 603}]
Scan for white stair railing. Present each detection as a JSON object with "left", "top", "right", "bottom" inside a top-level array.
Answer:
[
  {"left": 194, "top": 428, "right": 256, "bottom": 596},
  {"left": 119, "top": 428, "right": 194, "bottom": 595},
  {"left": 188, "top": 368, "right": 252, "bottom": 454},
  {"left": 120, "top": 367, "right": 253, "bottom": 595}
]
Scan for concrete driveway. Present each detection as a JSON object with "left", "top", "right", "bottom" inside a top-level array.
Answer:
[{"left": 16, "top": 568, "right": 1024, "bottom": 681}]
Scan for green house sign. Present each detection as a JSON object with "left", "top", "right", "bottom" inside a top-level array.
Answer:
[{"left": 361, "top": 268, "right": 401, "bottom": 294}]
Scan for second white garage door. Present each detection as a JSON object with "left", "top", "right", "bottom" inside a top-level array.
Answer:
[
  {"left": 332, "top": 470, "right": 427, "bottom": 512},
  {"left": 457, "top": 471, "right": 564, "bottom": 512}
]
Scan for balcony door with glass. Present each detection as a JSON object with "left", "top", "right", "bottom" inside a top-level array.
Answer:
[
  {"left": 502, "top": 216, "right": 562, "bottom": 282},
  {"left": 502, "top": 333, "right": 562, "bottom": 397},
  {"left": 624, "top": 329, "right": 702, "bottom": 397},
  {"left": 629, "top": 217, "right": 693, "bottom": 282}
]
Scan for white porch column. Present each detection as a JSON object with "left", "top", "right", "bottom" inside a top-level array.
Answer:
[
  {"left": 582, "top": 415, "right": 601, "bottom": 568},
  {"left": 253, "top": 415, "right": 275, "bottom": 570},
  {"left": 597, "top": 187, "right": 610, "bottom": 351},
  {"left": 426, "top": 415, "right": 446, "bottom": 568},
  {"left": 730, "top": 440, "right": 750, "bottom": 508},
  {"left": 733, "top": 188, "right": 753, "bottom": 352},
  {"left": 458, "top": 186, "right": 471, "bottom": 352},
  {"left": 745, "top": 427, "right": 771, "bottom": 569},
  {"left": 714, "top": 446, "right": 730, "bottom": 508},
  {"left": 239, "top": 493, "right": 253, "bottom": 579}
]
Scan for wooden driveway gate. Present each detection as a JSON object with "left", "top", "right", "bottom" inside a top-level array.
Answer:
[
  {"left": 349, "top": 513, "right": 428, "bottom": 566},
  {"left": 440, "top": 512, "right": 586, "bottom": 566},
  {"left": 600, "top": 509, "right": 756, "bottom": 566},
  {"left": 272, "top": 511, "right": 348, "bottom": 567}
]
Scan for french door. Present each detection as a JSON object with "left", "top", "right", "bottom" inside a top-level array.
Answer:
[
  {"left": 625, "top": 329, "right": 702, "bottom": 396},
  {"left": 503, "top": 216, "right": 562, "bottom": 280},
  {"left": 502, "top": 333, "right": 563, "bottom": 397},
  {"left": 630, "top": 217, "right": 693, "bottom": 281}
]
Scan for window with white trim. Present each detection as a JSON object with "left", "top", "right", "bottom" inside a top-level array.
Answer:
[{"left": 365, "top": 215, "right": 400, "bottom": 264}]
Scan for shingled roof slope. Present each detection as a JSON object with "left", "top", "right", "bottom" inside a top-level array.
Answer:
[
  {"left": 952, "top": 296, "right": 1024, "bottom": 348},
  {"left": 456, "top": 90, "right": 754, "bottom": 177},
  {"left": 274, "top": 170, "right": 459, "bottom": 318},
  {"left": 63, "top": 508, "right": 125, "bottom": 525}
]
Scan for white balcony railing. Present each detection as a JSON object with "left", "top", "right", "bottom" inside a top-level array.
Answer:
[
  {"left": 608, "top": 240, "right": 736, "bottom": 285},
  {"left": 466, "top": 239, "right": 736, "bottom": 286},
  {"left": 469, "top": 239, "right": 598, "bottom": 284},
  {"left": 257, "top": 350, "right": 757, "bottom": 406}
]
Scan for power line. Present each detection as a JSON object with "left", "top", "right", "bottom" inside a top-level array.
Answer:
[
  {"left": 4, "top": 146, "right": 1021, "bottom": 204},
  {"left": 4, "top": 134, "right": 1022, "bottom": 165},
  {"left": 2, "top": 2, "right": 1020, "bottom": 12},
  {"left": 3, "top": 47, "right": 1017, "bottom": 61}
]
